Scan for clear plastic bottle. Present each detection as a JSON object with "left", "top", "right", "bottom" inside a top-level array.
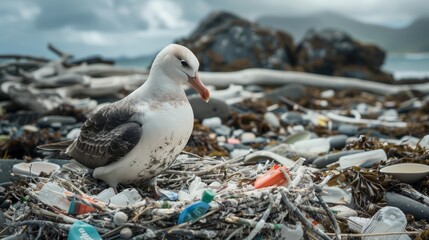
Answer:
[
  {"left": 178, "top": 189, "right": 215, "bottom": 224},
  {"left": 362, "top": 206, "right": 410, "bottom": 240},
  {"left": 292, "top": 138, "right": 330, "bottom": 155},
  {"left": 339, "top": 149, "right": 387, "bottom": 169}
]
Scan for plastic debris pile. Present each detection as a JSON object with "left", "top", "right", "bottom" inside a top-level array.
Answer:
[{"left": 1, "top": 47, "right": 429, "bottom": 239}]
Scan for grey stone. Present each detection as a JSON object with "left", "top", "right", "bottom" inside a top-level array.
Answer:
[
  {"left": 189, "top": 96, "right": 230, "bottom": 122},
  {"left": 328, "top": 134, "right": 348, "bottom": 150},
  {"left": 337, "top": 124, "right": 359, "bottom": 136},
  {"left": 265, "top": 84, "right": 306, "bottom": 103}
]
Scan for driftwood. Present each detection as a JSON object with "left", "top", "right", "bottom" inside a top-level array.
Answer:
[{"left": 199, "top": 69, "right": 429, "bottom": 95}]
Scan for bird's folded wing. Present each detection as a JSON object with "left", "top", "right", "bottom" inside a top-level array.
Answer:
[{"left": 67, "top": 101, "right": 142, "bottom": 169}]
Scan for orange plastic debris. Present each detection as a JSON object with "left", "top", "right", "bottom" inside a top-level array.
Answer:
[{"left": 254, "top": 164, "right": 290, "bottom": 189}]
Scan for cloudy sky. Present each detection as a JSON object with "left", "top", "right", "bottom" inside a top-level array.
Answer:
[{"left": 1, "top": 0, "right": 428, "bottom": 58}]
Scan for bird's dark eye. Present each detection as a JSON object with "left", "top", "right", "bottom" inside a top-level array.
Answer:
[{"left": 180, "top": 60, "right": 189, "bottom": 67}]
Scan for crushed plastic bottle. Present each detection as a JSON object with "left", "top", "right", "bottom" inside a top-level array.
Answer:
[
  {"left": 37, "top": 182, "right": 70, "bottom": 212},
  {"left": 362, "top": 206, "right": 411, "bottom": 240},
  {"left": 68, "top": 221, "right": 101, "bottom": 240},
  {"left": 178, "top": 189, "right": 215, "bottom": 224},
  {"left": 339, "top": 149, "right": 387, "bottom": 169},
  {"left": 280, "top": 222, "right": 303, "bottom": 240}
]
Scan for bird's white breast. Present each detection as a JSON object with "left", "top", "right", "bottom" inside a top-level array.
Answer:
[{"left": 93, "top": 101, "right": 194, "bottom": 187}]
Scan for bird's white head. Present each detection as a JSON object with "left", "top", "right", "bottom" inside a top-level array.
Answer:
[{"left": 152, "top": 44, "right": 210, "bottom": 102}]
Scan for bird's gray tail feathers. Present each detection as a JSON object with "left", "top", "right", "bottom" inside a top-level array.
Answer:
[{"left": 37, "top": 139, "right": 74, "bottom": 159}]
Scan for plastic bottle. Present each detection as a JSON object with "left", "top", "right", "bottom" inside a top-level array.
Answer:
[
  {"left": 37, "top": 182, "right": 70, "bottom": 212},
  {"left": 292, "top": 138, "right": 330, "bottom": 155},
  {"left": 68, "top": 221, "right": 101, "bottom": 240},
  {"left": 280, "top": 222, "right": 303, "bottom": 240},
  {"left": 362, "top": 206, "right": 410, "bottom": 240},
  {"left": 177, "top": 189, "right": 215, "bottom": 224},
  {"left": 339, "top": 149, "right": 387, "bottom": 169}
]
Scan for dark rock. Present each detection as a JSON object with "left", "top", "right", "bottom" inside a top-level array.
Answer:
[
  {"left": 213, "top": 125, "right": 232, "bottom": 137},
  {"left": 385, "top": 192, "right": 429, "bottom": 221},
  {"left": 337, "top": 124, "right": 359, "bottom": 136},
  {"left": 189, "top": 96, "right": 230, "bottom": 121},
  {"left": 280, "top": 111, "right": 305, "bottom": 125},
  {"left": 296, "top": 29, "right": 393, "bottom": 82},
  {"left": 176, "top": 11, "right": 296, "bottom": 72},
  {"left": 0, "top": 199, "right": 11, "bottom": 209},
  {"left": 265, "top": 84, "right": 306, "bottom": 103},
  {"left": 328, "top": 134, "right": 348, "bottom": 150}
]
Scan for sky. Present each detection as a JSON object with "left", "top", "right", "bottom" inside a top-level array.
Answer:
[{"left": 1, "top": 0, "right": 428, "bottom": 59}]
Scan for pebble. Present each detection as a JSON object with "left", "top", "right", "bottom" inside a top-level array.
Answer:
[
  {"left": 320, "top": 89, "right": 335, "bottom": 98},
  {"left": 120, "top": 227, "right": 133, "bottom": 239},
  {"left": 264, "top": 112, "right": 280, "bottom": 129},
  {"left": 213, "top": 125, "right": 231, "bottom": 137},
  {"left": 232, "top": 129, "right": 244, "bottom": 138},
  {"left": 113, "top": 211, "right": 129, "bottom": 225},
  {"left": 240, "top": 132, "right": 256, "bottom": 141},
  {"left": 280, "top": 112, "right": 305, "bottom": 125},
  {"left": 216, "top": 136, "right": 226, "bottom": 142},
  {"left": 265, "top": 84, "right": 306, "bottom": 103},
  {"left": 328, "top": 134, "right": 348, "bottom": 150},
  {"left": 0, "top": 199, "right": 11, "bottom": 209},
  {"left": 37, "top": 115, "right": 77, "bottom": 127},
  {"left": 202, "top": 117, "right": 222, "bottom": 129},
  {"left": 189, "top": 96, "right": 230, "bottom": 121},
  {"left": 227, "top": 138, "right": 240, "bottom": 145},
  {"left": 22, "top": 125, "right": 39, "bottom": 132},
  {"left": 337, "top": 124, "right": 359, "bottom": 136},
  {"left": 241, "top": 137, "right": 268, "bottom": 145}
]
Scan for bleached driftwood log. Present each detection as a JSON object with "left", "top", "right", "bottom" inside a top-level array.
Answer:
[
  {"left": 3, "top": 68, "right": 429, "bottom": 113},
  {"left": 199, "top": 69, "right": 429, "bottom": 95}
]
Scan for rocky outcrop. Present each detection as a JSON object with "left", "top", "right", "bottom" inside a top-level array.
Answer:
[
  {"left": 176, "top": 11, "right": 296, "bottom": 72},
  {"left": 177, "top": 11, "right": 393, "bottom": 82},
  {"left": 296, "top": 29, "right": 393, "bottom": 82}
]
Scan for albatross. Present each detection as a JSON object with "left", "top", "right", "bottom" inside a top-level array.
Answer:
[{"left": 40, "top": 44, "right": 210, "bottom": 189}]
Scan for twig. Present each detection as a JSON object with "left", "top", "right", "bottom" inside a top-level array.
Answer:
[
  {"left": 279, "top": 189, "right": 332, "bottom": 240},
  {"left": 326, "top": 231, "right": 419, "bottom": 238},
  {"left": 315, "top": 185, "right": 341, "bottom": 240}
]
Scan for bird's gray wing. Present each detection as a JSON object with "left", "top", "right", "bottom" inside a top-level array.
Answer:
[{"left": 67, "top": 100, "right": 142, "bottom": 169}]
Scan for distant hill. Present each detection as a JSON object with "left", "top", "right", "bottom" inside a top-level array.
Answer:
[{"left": 257, "top": 12, "right": 429, "bottom": 53}]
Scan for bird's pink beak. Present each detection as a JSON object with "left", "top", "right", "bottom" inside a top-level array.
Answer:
[{"left": 188, "top": 72, "right": 210, "bottom": 102}]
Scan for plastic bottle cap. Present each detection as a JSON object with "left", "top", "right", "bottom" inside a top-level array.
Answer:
[{"left": 202, "top": 189, "right": 215, "bottom": 203}]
